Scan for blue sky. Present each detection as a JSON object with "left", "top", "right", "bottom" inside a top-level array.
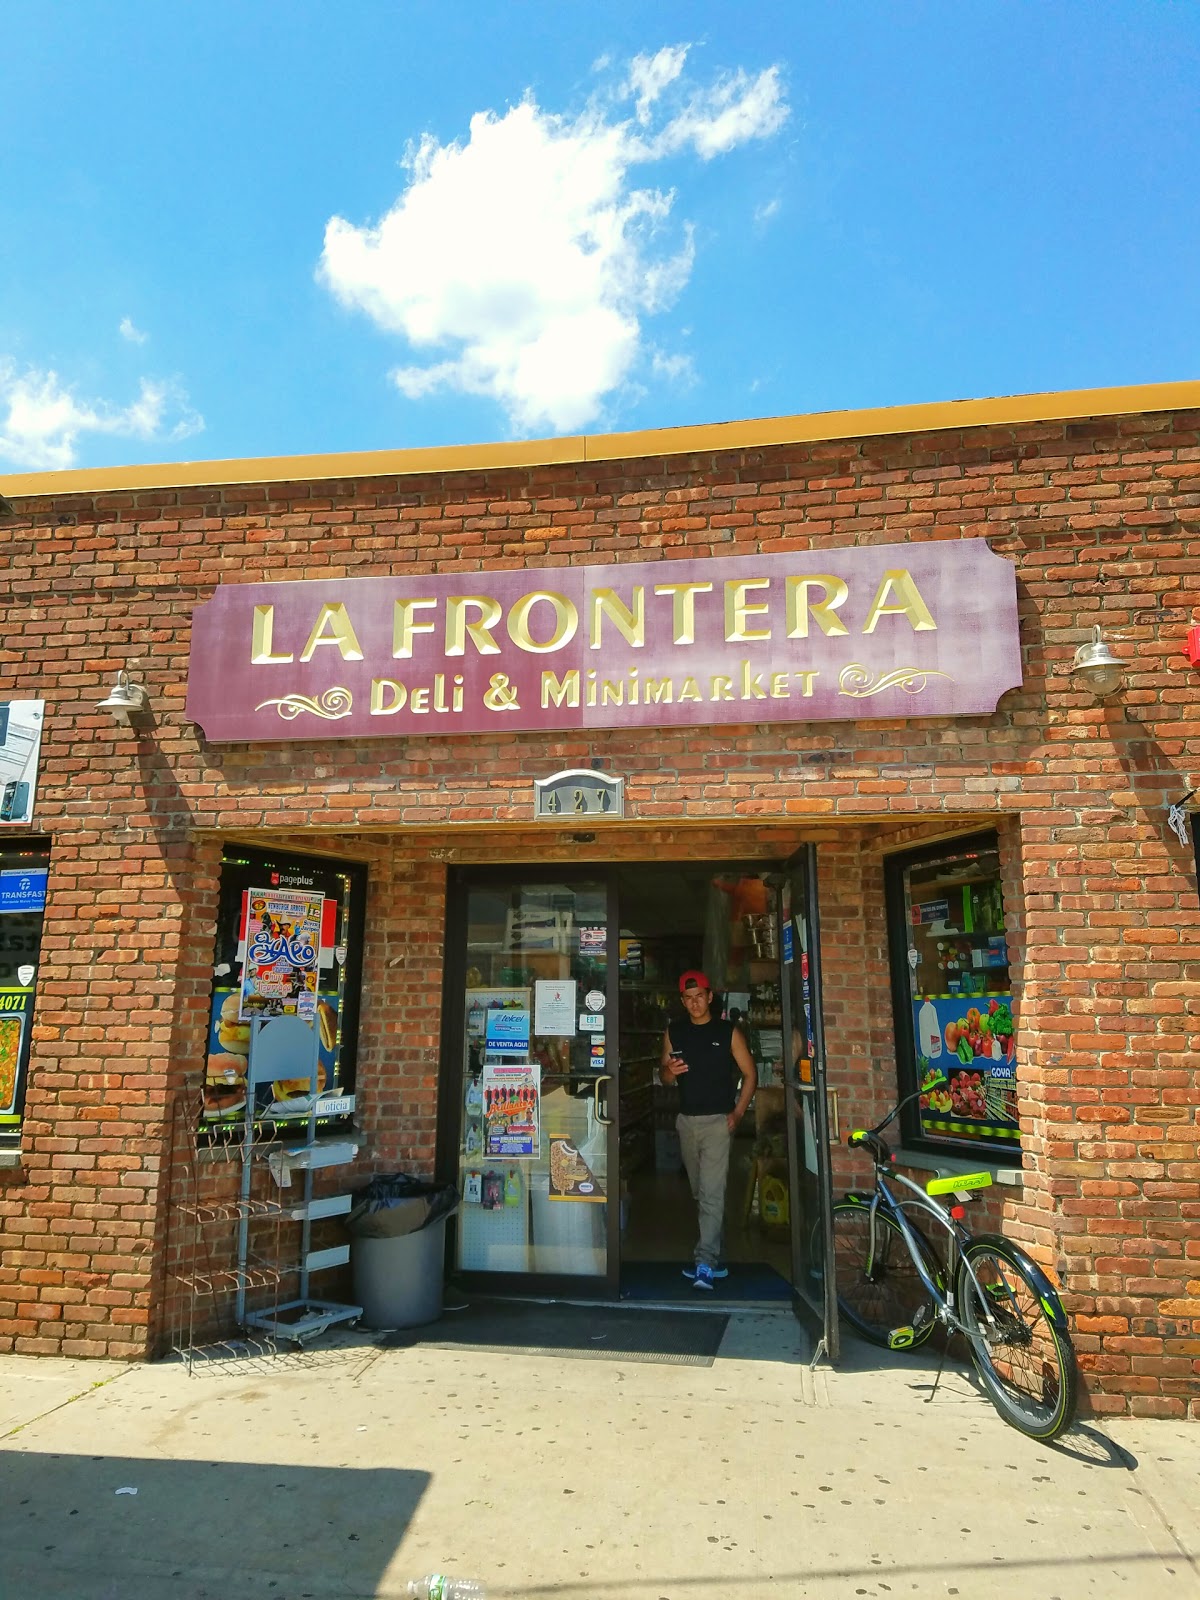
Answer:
[{"left": 2, "top": 1, "right": 1198, "bottom": 473}]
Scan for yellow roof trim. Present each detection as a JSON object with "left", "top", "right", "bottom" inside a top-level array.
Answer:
[{"left": 3, "top": 380, "right": 1198, "bottom": 500}]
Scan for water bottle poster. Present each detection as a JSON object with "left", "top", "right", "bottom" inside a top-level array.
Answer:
[
  {"left": 239, "top": 888, "right": 325, "bottom": 1022},
  {"left": 482, "top": 1060, "right": 541, "bottom": 1159}
]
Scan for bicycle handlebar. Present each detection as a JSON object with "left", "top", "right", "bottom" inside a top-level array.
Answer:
[
  {"left": 847, "top": 1090, "right": 927, "bottom": 1165},
  {"left": 847, "top": 1128, "right": 892, "bottom": 1165}
]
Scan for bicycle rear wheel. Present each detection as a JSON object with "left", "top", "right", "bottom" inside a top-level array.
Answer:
[
  {"left": 956, "top": 1237, "right": 1078, "bottom": 1441},
  {"left": 830, "top": 1200, "right": 938, "bottom": 1348}
]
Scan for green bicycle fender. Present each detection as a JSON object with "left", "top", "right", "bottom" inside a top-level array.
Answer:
[{"left": 966, "top": 1232, "right": 1069, "bottom": 1333}]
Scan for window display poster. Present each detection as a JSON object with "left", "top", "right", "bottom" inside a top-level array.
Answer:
[
  {"left": 913, "top": 898, "right": 950, "bottom": 926},
  {"left": 239, "top": 889, "right": 324, "bottom": 1022},
  {"left": 237, "top": 891, "right": 339, "bottom": 970},
  {"left": 913, "top": 993, "right": 1018, "bottom": 1145},
  {"left": 203, "top": 986, "right": 352, "bottom": 1124},
  {"left": 0, "top": 701, "right": 45, "bottom": 829},
  {"left": 0, "top": 989, "right": 33, "bottom": 1124},
  {"left": 0, "top": 869, "right": 47, "bottom": 914},
  {"left": 484, "top": 999, "right": 531, "bottom": 1053},
  {"left": 466, "top": 988, "right": 530, "bottom": 1045},
  {"left": 482, "top": 1060, "right": 541, "bottom": 1158},
  {"left": 534, "top": 979, "right": 577, "bottom": 1036},
  {"left": 548, "top": 1136, "right": 605, "bottom": 1202}
]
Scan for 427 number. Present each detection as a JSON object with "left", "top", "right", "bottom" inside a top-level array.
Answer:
[{"left": 540, "top": 786, "right": 613, "bottom": 815}]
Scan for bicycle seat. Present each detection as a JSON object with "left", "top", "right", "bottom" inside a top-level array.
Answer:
[{"left": 848, "top": 1128, "right": 892, "bottom": 1165}]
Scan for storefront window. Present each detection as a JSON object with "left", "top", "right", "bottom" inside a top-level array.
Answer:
[
  {"left": 886, "top": 834, "right": 1019, "bottom": 1159},
  {"left": 205, "top": 847, "right": 366, "bottom": 1133},
  {"left": 0, "top": 841, "right": 50, "bottom": 1148}
]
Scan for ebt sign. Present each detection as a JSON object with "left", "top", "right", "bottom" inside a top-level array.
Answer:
[{"left": 185, "top": 541, "right": 1022, "bottom": 742}]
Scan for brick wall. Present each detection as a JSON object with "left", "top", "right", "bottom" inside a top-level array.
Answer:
[{"left": 0, "top": 405, "right": 1196, "bottom": 1412}]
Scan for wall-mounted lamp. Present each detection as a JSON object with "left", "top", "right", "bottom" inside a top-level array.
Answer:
[
  {"left": 1185, "top": 626, "right": 1200, "bottom": 668},
  {"left": 1070, "top": 626, "right": 1125, "bottom": 698},
  {"left": 96, "top": 669, "right": 150, "bottom": 724}
]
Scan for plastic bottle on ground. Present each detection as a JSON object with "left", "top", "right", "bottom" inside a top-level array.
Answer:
[{"left": 407, "top": 1577, "right": 487, "bottom": 1600}]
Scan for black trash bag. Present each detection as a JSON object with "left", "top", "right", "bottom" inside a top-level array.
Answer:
[{"left": 345, "top": 1172, "right": 460, "bottom": 1240}]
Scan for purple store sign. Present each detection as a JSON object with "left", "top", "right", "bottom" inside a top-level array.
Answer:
[{"left": 185, "top": 541, "right": 1021, "bottom": 743}]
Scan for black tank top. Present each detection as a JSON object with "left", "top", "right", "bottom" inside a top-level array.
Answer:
[{"left": 668, "top": 1017, "right": 738, "bottom": 1117}]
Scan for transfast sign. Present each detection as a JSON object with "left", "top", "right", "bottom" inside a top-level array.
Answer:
[{"left": 185, "top": 540, "right": 1021, "bottom": 743}]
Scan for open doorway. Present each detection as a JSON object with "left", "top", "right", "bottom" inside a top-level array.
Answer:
[
  {"left": 441, "top": 855, "right": 837, "bottom": 1347},
  {"left": 615, "top": 864, "right": 794, "bottom": 1303}
]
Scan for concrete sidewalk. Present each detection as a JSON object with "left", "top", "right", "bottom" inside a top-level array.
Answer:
[{"left": 1, "top": 1307, "right": 1197, "bottom": 1600}]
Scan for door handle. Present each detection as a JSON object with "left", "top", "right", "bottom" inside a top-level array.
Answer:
[{"left": 593, "top": 1074, "right": 613, "bottom": 1126}]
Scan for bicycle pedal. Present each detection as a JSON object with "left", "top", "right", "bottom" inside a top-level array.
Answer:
[{"left": 888, "top": 1326, "right": 915, "bottom": 1349}]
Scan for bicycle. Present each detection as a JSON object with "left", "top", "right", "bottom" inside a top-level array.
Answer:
[{"left": 830, "top": 1097, "right": 1078, "bottom": 1441}]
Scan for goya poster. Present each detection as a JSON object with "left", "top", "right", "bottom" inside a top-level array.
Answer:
[
  {"left": 913, "top": 994, "right": 1018, "bottom": 1146},
  {"left": 239, "top": 888, "right": 324, "bottom": 1022}
]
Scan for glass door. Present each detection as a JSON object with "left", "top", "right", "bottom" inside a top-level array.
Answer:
[
  {"left": 775, "top": 846, "right": 839, "bottom": 1360},
  {"left": 446, "top": 872, "right": 617, "bottom": 1294}
]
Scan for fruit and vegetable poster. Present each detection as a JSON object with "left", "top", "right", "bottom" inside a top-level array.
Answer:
[
  {"left": 239, "top": 889, "right": 324, "bottom": 1022},
  {"left": 0, "top": 988, "right": 33, "bottom": 1126},
  {"left": 913, "top": 994, "right": 1018, "bottom": 1145},
  {"left": 482, "top": 1059, "right": 541, "bottom": 1159}
]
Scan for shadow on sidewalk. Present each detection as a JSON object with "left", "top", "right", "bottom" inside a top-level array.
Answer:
[
  {"left": 831, "top": 1328, "right": 1140, "bottom": 1469},
  {"left": 3, "top": 1451, "right": 429, "bottom": 1600}
]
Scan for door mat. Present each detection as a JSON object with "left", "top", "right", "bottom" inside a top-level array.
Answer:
[
  {"left": 376, "top": 1299, "right": 730, "bottom": 1366},
  {"left": 620, "top": 1260, "right": 794, "bottom": 1303}
]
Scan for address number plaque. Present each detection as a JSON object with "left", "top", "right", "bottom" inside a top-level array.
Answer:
[{"left": 533, "top": 769, "right": 624, "bottom": 821}]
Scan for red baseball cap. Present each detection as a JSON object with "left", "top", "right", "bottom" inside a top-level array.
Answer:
[{"left": 679, "top": 970, "right": 712, "bottom": 994}]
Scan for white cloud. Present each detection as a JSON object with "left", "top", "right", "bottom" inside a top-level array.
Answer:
[
  {"left": 317, "top": 47, "right": 788, "bottom": 434},
  {"left": 754, "top": 197, "right": 781, "bottom": 225},
  {"left": 119, "top": 316, "right": 149, "bottom": 345},
  {"left": 625, "top": 45, "right": 690, "bottom": 125},
  {"left": 651, "top": 349, "right": 696, "bottom": 386},
  {"left": 641, "top": 65, "right": 788, "bottom": 160},
  {"left": 0, "top": 361, "right": 204, "bottom": 471}
]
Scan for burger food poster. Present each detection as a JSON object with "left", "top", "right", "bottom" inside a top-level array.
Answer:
[
  {"left": 913, "top": 993, "right": 1019, "bottom": 1145},
  {"left": 205, "top": 986, "right": 344, "bottom": 1122}
]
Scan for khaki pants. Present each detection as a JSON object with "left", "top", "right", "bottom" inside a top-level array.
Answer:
[{"left": 677, "top": 1113, "right": 732, "bottom": 1268}]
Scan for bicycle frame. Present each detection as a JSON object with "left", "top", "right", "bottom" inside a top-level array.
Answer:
[{"left": 852, "top": 1162, "right": 999, "bottom": 1349}]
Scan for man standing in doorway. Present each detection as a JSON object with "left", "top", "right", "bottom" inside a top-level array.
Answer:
[{"left": 661, "top": 970, "right": 757, "bottom": 1291}]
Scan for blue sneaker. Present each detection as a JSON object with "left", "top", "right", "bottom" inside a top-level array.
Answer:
[
  {"left": 683, "top": 1263, "right": 728, "bottom": 1281},
  {"left": 692, "top": 1263, "right": 716, "bottom": 1291}
]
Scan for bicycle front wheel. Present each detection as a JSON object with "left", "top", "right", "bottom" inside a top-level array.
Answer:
[
  {"left": 956, "top": 1237, "right": 1078, "bottom": 1441},
  {"left": 830, "top": 1200, "right": 938, "bottom": 1348}
]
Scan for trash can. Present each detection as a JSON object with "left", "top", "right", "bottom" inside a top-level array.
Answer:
[{"left": 345, "top": 1174, "right": 459, "bottom": 1331}]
